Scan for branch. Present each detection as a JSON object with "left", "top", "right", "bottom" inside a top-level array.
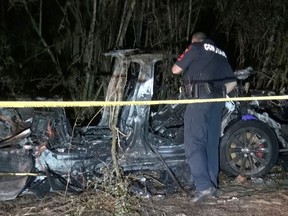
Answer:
[
  {"left": 23, "top": 0, "right": 64, "bottom": 83},
  {"left": 116, "top": 0, "right": 136, "bottom": 47}
]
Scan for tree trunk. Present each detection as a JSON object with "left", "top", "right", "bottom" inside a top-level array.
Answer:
[{"left": 116, "top": 0, "right": 136, "bottom": 47}]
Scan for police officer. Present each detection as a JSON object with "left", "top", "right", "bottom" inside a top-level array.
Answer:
[{"left": 172, "top": 32, "right": 237, "bottom": 202}]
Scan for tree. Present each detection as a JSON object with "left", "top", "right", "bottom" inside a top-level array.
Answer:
[{"left": 214, "top": 0, "right": 288, "bottom": 91}]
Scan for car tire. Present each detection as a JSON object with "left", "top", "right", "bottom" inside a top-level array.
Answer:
[{"left": 220, "top": 120, "right": 279, "bottom": 177}]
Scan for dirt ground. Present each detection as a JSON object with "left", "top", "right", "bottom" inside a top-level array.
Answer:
[
  {"left": 144, "top": 176, "right": 288, "bottom": 216},
  {"left": 1, "top": 168, "right": 288, "bottom": 216}
]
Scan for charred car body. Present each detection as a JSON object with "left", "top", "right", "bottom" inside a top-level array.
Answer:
[{"left": 1, "top": 49, "right": 288, "bottom": 200}]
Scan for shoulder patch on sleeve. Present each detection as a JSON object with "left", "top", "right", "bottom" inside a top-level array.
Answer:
[{"left": 177, "top": 44, "right": 192, "bottom": 61}]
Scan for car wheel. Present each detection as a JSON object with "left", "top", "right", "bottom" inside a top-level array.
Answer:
[{"left": 220, "top": 120, "right": 279, "bottom": 177}]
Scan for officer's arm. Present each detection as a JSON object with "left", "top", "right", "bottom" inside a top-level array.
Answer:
[
  {"left": 172, "top": 64, "right": 183, "bottom": 75},
  {"left": 225, "top": 81, "right": 237, "bottom": 94},
  {"left": 172, "top": 44, "right": 194, "bottom": 75}
]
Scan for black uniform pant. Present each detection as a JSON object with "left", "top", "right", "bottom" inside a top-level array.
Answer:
[{"left": 184, "top": 101, "right": 224, "bottom": 192}]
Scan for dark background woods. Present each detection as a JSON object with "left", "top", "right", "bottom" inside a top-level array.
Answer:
[{"left": 0, "top": 0, "right": 288, "bottom": 120}]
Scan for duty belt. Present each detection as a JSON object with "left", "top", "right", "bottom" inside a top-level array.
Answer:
[{"left": 180, "top": 82, "right": 226, "bottom": 99}]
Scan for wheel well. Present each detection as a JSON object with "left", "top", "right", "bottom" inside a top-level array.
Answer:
[{"left": 222, "top": 119, "right": 280, "bottom": 147}]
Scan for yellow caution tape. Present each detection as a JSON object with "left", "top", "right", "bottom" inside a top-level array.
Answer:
[{"left": 0, "top": 95, "right": 288, "bottom": 108}]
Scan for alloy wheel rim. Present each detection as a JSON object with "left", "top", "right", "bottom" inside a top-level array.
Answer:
[{"left": 226, "top": 127, "right": 272, "bottom": 176}]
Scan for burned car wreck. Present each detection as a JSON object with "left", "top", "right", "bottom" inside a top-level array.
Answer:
[
  {"left": 0, "top": 49, "right": 189, "bottom": 201},
  {"left": 1, "top": 49, "right": 288, "bottom": 201}
]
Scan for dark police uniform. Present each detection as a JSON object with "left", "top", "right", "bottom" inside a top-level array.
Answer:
[{"left": 175, "top": 39, "right": 236, "bottom": 192}]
